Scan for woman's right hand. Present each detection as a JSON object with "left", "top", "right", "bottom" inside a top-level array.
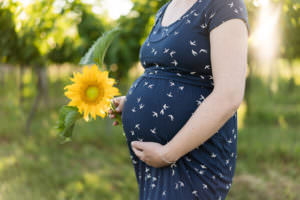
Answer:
[{"left": 108, "top": 96, "right": 126, "bottom": 126}]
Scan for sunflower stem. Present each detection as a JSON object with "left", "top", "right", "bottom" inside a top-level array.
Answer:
[
  {"left": 114, "top": 112, "right": 122, "bottom": 125},
  {"left": 110, "top": 102, "right": 122, "bottom": 126}
]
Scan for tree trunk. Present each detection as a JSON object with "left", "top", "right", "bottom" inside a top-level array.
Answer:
[
  {"left": 267, "top": 62, "right": 273, "bottom": 98},
  {"left": 19, "top": 65, "right": 25, "bottom": 105},
  {"left": 288, "top": 59, "right": 295, "bottom": 91},
  {"left": 244, "top": 61, "right": 253, "bottom": 118},
  {"left": 40, "top": 67, "right": 49, "bottom": 108},
  {"left": 25, "top": 67, "right": 43, "bottom": 135},
  {"left": 0, "top": 67, "right": 4, "bottom": 87}
]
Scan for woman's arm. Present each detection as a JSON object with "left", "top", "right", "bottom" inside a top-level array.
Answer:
[
  {"left": 162, "top": 18, "right": 249, "bottom": 162},
  {"left": 130, "top": 18, "right": 249, "bottom": 167}
]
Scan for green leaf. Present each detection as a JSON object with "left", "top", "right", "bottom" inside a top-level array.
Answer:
[
  {"left": 79, "top": 26, "right": 121, "bottom": 67},
  {"left": 79, "top": 41, "right": 96, "bottom": 65},
  {"left": 55, "top": 105, "right": 82, "bottom": 139},
  {"left": 64, "top": 108, "right": 81, "bottom": 130},
  {"left": 62, "top": 123, "right": 75, "bottom": 138}
]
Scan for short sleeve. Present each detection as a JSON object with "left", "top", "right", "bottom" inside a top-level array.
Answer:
[
  {"left": 154, "top": 2, "right": 170, "bottom": 24},
  {"left": 204, "top": 0, "right": 251, "bottom": 36}
]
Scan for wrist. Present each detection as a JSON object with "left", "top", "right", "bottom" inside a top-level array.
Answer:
[{"left": 161, "top": 142, "right": 180, "bottom": 163}]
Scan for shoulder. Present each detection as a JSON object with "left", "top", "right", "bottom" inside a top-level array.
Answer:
[
  {"left": 204, "top": 0, "right": 248, "bottom": 11},
  {"left": 203, "top": 0, "right": 250, "bottom": 36}
]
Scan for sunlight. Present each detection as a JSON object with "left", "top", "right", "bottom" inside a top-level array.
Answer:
[
  {"left": 15, "top": 0, "right": 32, "bottom": 7},
  {"left": 250, "top": 0, "right": 281, "bottom": 63},
  {"left": 95, "top": 0, "right": 133, "bottom": 20},
  {"left": 17, "top": 0, "right": 133, "bottom": 20}
]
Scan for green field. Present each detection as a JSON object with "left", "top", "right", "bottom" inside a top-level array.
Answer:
[{"left": 0, "top": 64, "right": 299, "bottom": 200}]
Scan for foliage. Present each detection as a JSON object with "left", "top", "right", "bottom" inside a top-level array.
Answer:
[
  {"left": 103, "top": 0, "right": 165, "bottom": 79},
  {"left": 80, "top": 26, "right": 121, "bottom": 67},
  {"left": 280, "top": 0, "right": 300, "bottom": 60},
  {"left": 55, "top": 105, "right": 82, "bottom": 142},
  {"left": 0, "top": 3, "right": 18, "bottom": 63},
  {"left": 1, "top": 0, "right": 300, "bottom": 72}
]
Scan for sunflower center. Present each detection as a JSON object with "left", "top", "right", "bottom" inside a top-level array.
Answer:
[{"left": 85, "top": 86, "right": 99, "bottom": 101}]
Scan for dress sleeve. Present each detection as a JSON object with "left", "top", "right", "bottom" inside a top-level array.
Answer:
[
  {"left": 204, "top": 0, "right": 251, "bottom": 36},
  {"left": 154, "top": 8, "right": 162, "bottom": 23},
  {"left": 154, "top": 2, "right": 169, "bottom": 24}
]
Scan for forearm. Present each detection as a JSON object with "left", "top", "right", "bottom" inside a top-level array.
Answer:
[{"left": 164, "top": 90, "right": 240, "bottom": 162}]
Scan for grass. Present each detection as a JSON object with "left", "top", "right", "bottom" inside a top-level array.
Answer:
[
  {"left": 0, "top": 65, "right": 299, "bottom": 200},
  {"left": 0, "top": 110, "right": 139, "bottom": 200}
]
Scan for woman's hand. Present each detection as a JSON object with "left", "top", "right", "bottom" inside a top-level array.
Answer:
[
  {"left": 131, "top": 141, "right": 179, "bottom": 168},
  {"left": 108, "top": 96, "right": 126, "bottom": 126}
]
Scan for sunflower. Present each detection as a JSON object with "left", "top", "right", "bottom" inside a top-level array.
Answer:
[{"left": 64, "top": 64, "right": 121, "bottom": 122}]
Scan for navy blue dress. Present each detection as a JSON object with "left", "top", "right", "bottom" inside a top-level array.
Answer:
[{"left": 121, "top": 0, "right": 250, "bottom": 199}]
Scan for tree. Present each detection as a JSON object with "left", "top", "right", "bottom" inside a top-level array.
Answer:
[
  {"left": 280, "top": 0, "right": 300, "bottom": 90},
  {"left": 1, "top": 0, "right": 79, "bottom": 134},
  {"left": 102, "top": 0, "right": 166, "bottom": 81}
]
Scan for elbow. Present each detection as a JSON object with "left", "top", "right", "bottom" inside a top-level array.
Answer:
[
  {"left": 230, "top": 92, "right": 244, "bottom": 110},
  {"left": 213, "top": 87, "right": 245, "bottom": 110},
  {"left": 226, "top": 89, "right": 244, "bottom": 110}
]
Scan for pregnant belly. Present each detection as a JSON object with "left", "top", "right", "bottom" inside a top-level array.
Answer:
[{"left": 121, "top": 75, "right": 213, "bottom": 144}]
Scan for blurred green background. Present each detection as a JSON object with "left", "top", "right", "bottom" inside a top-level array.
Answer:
[{"left": 0, "top": 0, "right": 299, "bottom": 199}]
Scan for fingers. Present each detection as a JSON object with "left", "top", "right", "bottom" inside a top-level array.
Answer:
[
  {"left": 109, "top": 98, "right": 120, "bottom": 117},
  {"left": 115, "top": 96, "right": 126, "bottom": 112},
  {"left": 131, "top": 141, "right": 144, "bottom": 151},
  {"left": 108, "top": 96, "right": 126, "bottom": 126},
  {"left": 109, "top": 98, "right": 119, "bottom": 114},
  {"left": 108, "top": 113, "right": 115, "bottom": 119},
  {"left": 109, "top": 96, "right": 125, "bottom": 114},
  {"left": 108, "top": 107, "right": 119, "bottom": 126},
  {"left": 111, "top": 97, "right": 117, "bottom": 106},
  {"left": 132, "top": 146, "right": 144, "bottom": 161},
  {"left": 111, "top": 96, "right": 122, "bottom": 107},
  {"left": 112, "top": 121, "right": 119, "bottom": 126}
]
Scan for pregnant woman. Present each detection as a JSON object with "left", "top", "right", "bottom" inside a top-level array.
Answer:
[{"left": 109, "top": 0, "right": 250, "bottom": 199}]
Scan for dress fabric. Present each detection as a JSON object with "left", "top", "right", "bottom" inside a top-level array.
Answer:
[{"left": 121, "top": 0, "right": 250, "bottom": 199}]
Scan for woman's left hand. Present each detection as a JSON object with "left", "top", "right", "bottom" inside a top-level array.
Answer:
[{"left": 131, "top": 141, "right": 177, "bottom": 168}]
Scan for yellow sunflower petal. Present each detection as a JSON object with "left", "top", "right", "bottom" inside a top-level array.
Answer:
[{"left": 64, "top": 65, "right": 121, "bottom": 121}]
